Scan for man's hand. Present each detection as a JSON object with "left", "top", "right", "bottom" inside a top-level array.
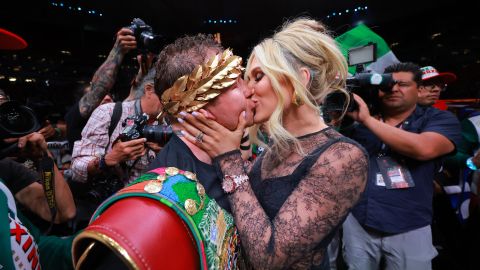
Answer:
[
  {"left": 104, "top": 138, "right": 147, "bottom": 165},
  {"left": 38, "top": 120, "right": 56, "bottom": 140},
  {"left": 115, "top": 28, "right": 137, "bottom": 55},
  {"left": 3, "top": 132, "right": 48, "bottom": 159},
  {"left": 346, "top": 94, "right": 372, "bottom": 124}
]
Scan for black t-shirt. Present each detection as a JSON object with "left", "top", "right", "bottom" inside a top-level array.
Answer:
[
  {"left": 148, "top": 134, "right": 231, "bottom": 212},
  {"left": 0, "top": 158, "right": 38, "bottom": 194},
  {"left": 64, "top": 102, "right": 89, "bottom": 152}
]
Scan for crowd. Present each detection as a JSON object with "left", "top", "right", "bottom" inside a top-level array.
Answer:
[{"left": 1, "top": 16, "right": 478, "bottom": 270}]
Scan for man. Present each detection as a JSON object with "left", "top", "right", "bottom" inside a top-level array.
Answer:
[
  {"left": 147, "top": 34, "right": 254, "bottom": 211},
  {"left": 417, "top": 65, "right": 456, "bottom": 107},
  {"left": 343, "top": 62, "right": 461, "bottom": 270},
  {"left": 1, "top": 132, "right": 76, "bottom": 270},
  {"left": 71, "top": 67, "right": 162, "bottom": 187},
  {"left": 64, "top": 28, "right": 131, "bottom": 151},
  {"left": 71, "top": 34, "right": 254, "bottom": 269},
  {"left": 64, "top": 27, "right": 155, "bottom": 152}
]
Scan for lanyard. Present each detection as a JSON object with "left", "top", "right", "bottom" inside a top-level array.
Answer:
[{"left": 379, "top": 118, "right": 405, "bottom": 156}]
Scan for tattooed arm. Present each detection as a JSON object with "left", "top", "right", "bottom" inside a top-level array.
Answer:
[
  {"left": 78, "top": 28, "right": 136, "bottom": 118},
  {"left": 216, "top": 142, "right": 368, "bottom": 269}
]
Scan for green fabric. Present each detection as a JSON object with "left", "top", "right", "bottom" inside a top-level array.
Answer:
[
  {"left": 335, "top": 24, "right": 395, "bottom": 74},
  {"left": 37, "top": 234, "right": 75, "bottom": 270},
  {"left": 172, "top": 182, "right": 211, "bottom": 225},
  {"left": 17, "top": 209, "right": 74, "bottom": 270},
  {"left": 129, "top": 173, "right": 157, "bottom": 186},
  {"left": 0, "top": 185, "right": 16, "bottom": 270},
  {"left": 445, "top": 118, "right": 479, "bottom": 169},
  {"left": 0, "top": 179, "right": 74, "bottom": 270}
]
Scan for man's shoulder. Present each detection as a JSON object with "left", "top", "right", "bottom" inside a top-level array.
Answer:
[
  {"left": 92, "top": 102, "right": 116, "bottom": 116},
  {"left": 410, "top": 106, "right": 459, "bottom": 129},
  {"left": 419, "top": 106, "right": 457, "bottom": 120}
]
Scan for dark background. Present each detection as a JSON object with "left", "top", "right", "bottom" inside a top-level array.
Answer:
[{"left": 0, "top": 0, "right": 478, "bottom": 115}]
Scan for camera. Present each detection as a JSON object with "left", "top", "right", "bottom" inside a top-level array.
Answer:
[
  {"left": 118, "top": 113, "right": 173, "bottom": 146},
  {"left": 0, "top": 101, "right": 40, "bottom": 139},
  {"left": 323, "top": 43, "right": 395, "bottom": 116},
  {"left": 0, "top": 101, "right": 41, "bottom": 158},
  {"left": 127, "top": 18, "right": 163, "bottom": 54}
]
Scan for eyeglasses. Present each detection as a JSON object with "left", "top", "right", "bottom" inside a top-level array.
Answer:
[{"left": 422, "top": 82, "right": 447, "bottom": 92}]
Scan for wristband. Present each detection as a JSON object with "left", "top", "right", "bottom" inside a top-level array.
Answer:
[
  {"left": 98, "top": 155, "right": 110, "bottom": 171},
  {"left": 222, "top": 174, "right": 248, "bottom": 194}
]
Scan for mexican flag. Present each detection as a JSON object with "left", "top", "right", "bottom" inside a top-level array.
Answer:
[{"left": 335, "top": 24, "right": 400, "bottom": 74}]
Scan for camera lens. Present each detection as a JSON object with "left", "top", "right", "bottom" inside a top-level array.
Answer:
[
  {"left": 0, "top": 101, "right": 40, "bottom": 138},
  {"left": 142, "top": 125, "right": 173, "bottom": 146}
]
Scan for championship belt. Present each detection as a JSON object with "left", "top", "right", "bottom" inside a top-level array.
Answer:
[{"left": 72, "top": 167, "right": 241, "bottom": 270}]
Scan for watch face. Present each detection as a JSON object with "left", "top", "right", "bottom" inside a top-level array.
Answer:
[{"left": 222, "top": 177, "right": 235, "bottom": 193}]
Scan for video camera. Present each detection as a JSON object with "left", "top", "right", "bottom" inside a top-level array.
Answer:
[
  {"left": 119, "top": 113, "right": 173, "bottom": 146},
  {"left": 127, "top": 18, "right": 163, "bottom": 55},
  {"left": 323, "top": 43, "right": 395, "bottom": 116},
  {"left": 0, "top": 101, "right": 41, "bottom": 158}
]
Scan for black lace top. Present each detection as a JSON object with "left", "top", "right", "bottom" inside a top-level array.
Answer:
[{"left": 215, "top": 127, "right": 368, "bottom": 269}]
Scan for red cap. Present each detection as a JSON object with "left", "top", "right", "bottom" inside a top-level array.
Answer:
[
  {"left": 0, "top": 28, "right": 27, "bottom": 50},
  {"left": 420, "top": 66, "right": 456, "bottom": 84}
]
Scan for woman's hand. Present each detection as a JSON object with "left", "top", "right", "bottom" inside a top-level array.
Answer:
[{"left": 178, "top": 109, "right": 247, "bottom": 158}]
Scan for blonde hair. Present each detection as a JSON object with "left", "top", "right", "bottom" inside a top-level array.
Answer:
[{"left": 246, "top": 17, "right": 349, "bottom": 155}]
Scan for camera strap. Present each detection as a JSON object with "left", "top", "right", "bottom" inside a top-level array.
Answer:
[
  {"left": 109, "top": 102, "right": 123, "bottom": 142},
  {"left": 38, "top": 154, "right": 56, "bottom": 234},
  {"left": 134, "top": 99, "right": 142, "bottom": 115}
]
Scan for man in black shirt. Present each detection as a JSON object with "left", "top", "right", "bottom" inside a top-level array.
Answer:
[{"left": 148, "top": 34, "right": 255, "bottom": 212}]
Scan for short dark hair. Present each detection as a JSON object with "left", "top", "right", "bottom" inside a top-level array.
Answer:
[
  {"left": 384, "top": 62, "right": 422, "bottom": 85},
  {"left": 154, "top": 34, "right": 223, "bottom": 97}
]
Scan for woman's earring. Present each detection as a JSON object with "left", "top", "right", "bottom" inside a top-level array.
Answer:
[{"left": 292, "top": 90, "right": 304, "bottom": 106}]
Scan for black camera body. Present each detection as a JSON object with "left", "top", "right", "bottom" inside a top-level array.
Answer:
[
  {"left": 127, "top": 18, "right": 163, "bottom": 54},
  {"left": 347, "top": 72, "right": 394, "bottom": 113},
  {"left": 323, "top": 72, "right": 394, "bottom": 117},
  {"left": 323, "top": 41, "right": 396, "bottom": 118},
  {"left": 119, "top": 113, "right": 173, "bottom": 146}
]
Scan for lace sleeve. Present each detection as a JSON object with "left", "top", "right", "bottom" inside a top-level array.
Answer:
[{"left": 216, "top": 142, "right": 368, "bottom": 269}]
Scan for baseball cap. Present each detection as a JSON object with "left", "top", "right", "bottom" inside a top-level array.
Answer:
[{"left": 420, "top": 66, "right": 456, "bottom": 84}]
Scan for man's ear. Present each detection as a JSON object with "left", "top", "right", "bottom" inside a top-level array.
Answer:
[
  {"left": 299, "top": 67, "right": 311, "bottom": 88},
  {"left": 144, "top": 83, "right": 154, "bottom": 95}
]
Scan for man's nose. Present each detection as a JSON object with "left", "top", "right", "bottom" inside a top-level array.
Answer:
[
  {"left": 431, "top": 86, "right": 441, "bottom": 92},
  {"left": 390, "top": 83, "right": 400, "bottom": 93}
]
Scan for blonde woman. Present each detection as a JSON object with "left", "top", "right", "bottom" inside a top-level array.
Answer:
[{"left": 179, "top": 18, "right": 368, "bottom": 269}]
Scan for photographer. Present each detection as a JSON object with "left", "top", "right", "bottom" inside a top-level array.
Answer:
[
  {"left": 1, "top": 132, "right": 76, "bottom": 269},
  {"left": 71, "top": 67, "right": 163, "bottom": 191},
  {"left": 342, "top": 62, "right": 462, "bottom": 270},
  {"left": 1, "top": 132, "right": 76, "bottom": 223},
  {"left": 65, "top": 22, "right": 157, "bottom": 152}
]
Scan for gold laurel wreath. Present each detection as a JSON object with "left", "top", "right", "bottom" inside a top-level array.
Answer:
[{"left": 160, "top": 49, "right": 243, "bottom": 118}]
